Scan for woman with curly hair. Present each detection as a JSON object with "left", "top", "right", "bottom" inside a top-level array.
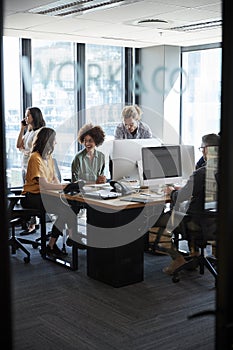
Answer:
[{"left": 71, "top": 123, "right": 106, "bottom": 184}]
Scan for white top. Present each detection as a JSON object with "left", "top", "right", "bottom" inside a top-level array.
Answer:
[{"left": 21, "top": 129, "right": 37, "bottom": 169}]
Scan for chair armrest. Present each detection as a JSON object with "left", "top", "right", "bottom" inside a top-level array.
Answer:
[
  {"left": 8, "top": 194, "right": 26, "bottom": 211},
  {"left": 10, "top": 188, "right": 23, "bottom": 195}
]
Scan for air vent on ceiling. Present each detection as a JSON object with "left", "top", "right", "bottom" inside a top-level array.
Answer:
[
  {"left": 28, "top": 0, "right": 141, "bottom": 17},
  {"left": 169, "top": 19, "right": 222, "bottom": 32},
  {"left": 131, "top": 18, "right": 171, "bottom": 29},
  {"left": 138, "top": 19, "right": 168, "bottom": 25}
]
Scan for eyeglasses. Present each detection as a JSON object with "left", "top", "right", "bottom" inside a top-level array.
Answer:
[{"left": 198, "top": 146, "right": 205, "bottom": 152}]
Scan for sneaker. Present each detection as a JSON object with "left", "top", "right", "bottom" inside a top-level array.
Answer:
[
  {"left": 53, "top": 243, "right": 68, "bottom": 256},
  {"left": 66, "top": 237, "right": 73, "bottom": 247},
  {"left": 20, "top": 228, "right": 37, "bottom": 236},
  {"left": 163, "top": 256, "right": 187, "bottom": 275},
  {"left": 46, "top": 244, "right": 67, "bottom": 258},
  {"left": 66, "top": 236, "right": 86, "bottom": 250}
]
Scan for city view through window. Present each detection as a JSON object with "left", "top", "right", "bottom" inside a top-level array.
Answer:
[{"left": 4, "top": 38, "right": 221, "bottom": 188}]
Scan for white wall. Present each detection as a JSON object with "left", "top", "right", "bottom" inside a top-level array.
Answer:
[{"left": 140, "top": 45, "right": 181, "bottom": 144}]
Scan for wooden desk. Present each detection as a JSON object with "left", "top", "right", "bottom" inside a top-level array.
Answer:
[{"left": 43, "top": 190, "right": 169, "bottom": 287}]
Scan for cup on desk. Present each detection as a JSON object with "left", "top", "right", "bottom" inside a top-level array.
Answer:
[{"left": 96, "top": 175, "right": 106, "bottom": 184}]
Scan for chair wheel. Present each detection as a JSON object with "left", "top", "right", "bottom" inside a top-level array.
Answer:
[
  {"left": 32, "top": 242, "right": 39, "bottom": 249},
  {"left": 24, "top": 256, "right": 30, "bottom": 263},
  {"left": 172, "top": 275, "right": 180, "bottom": 283}
]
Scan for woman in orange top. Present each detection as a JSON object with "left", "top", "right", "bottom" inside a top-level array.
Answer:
[{"left": 21, "top": 127, "right": 77, "bottom": 258}]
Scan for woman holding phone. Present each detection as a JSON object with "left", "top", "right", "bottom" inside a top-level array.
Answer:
[{"left": 16, "top": 106, "right": 46, "bottom": 234}]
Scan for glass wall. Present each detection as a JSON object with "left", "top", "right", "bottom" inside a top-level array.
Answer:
[
  {"left": 3, "top": 37, "right": 22, "bottom": 187},
  {"left": 3, "top": 38, "right": 125, "bottom": 186},
  {"left": 85, "top": 44, "right": 124, "bottom": 140},
  {"left": 31, "top": 40, "right": 76, "bottom": 179},
  {"left": 3, "top": 36, "right": 222, "bottom": 186},
  {"left": 181, "top": 46, "right": 221, "bottom": 162}
]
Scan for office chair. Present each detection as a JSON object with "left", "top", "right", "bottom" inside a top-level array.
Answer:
[
  {"left": 171, "top": 210, "right": 218, "bottom": 283},
  {"left": 145, "top": 215, "right": 179, "bottom": 256},
  {"left": 8, "top": 192, "right": 47, "bottom": 262},
  {"left": 9, "top": 216, "right": 31, "bottom": 263},
  {"left": 168, "top": 145, "right": 219, "bottom": 283}
]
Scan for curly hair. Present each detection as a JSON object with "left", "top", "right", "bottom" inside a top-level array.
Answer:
[
  {"left": 32, "top": 127, "right": 56, "bottom": 158},
  {"left": 121, "top": 104, "right": 143, "bottom": 121},
  {"left": 78, "top": 123, "right": 105, "bottom": 147}
]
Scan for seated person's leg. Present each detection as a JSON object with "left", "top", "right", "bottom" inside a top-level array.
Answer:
[{"left": 147, "top": 211, "right": 171, "bottom": 254}]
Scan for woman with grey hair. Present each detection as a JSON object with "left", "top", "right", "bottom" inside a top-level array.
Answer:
[{"left": 114, "top": 104, "right": 152, "bottom": 139}]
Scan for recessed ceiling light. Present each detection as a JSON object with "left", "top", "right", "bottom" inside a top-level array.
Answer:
[{"left": 138, "top": 19, "right": 168, "bottom": 25}]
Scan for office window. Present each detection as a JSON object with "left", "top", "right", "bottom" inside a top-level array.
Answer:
[
  {"left": 31, "top": 40, "right": 76, "bottom": 179},
  {"left": 85, "top": 44, "right": 124, "bottom": 140},
  {"left": 181, "top": 46, "right": 221, "bottom": 161},
  {"left": 3, "top": 37, "right": 22, "bottom": 187}
]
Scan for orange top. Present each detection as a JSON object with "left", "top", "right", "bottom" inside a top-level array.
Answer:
[{"left": 22, "top": 152, "right": 55, "bottom": 194}]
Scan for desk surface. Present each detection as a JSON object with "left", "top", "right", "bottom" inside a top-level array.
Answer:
[
  {"left": 41, "top": 188, "right": 170, "bottom": 287},
  {"left": 42, "top": 189, "right": 170, "bottom": 210}
]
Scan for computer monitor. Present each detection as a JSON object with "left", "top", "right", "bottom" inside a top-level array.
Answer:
[
  {"left": 111, "top": 138, "right": 161, "bottom": 181},
  {"left": 141, "top": 145, "right": 182, "bottom": 188},
  {"left": 180, "top": 144, "right": 195, "bottom": 179}
]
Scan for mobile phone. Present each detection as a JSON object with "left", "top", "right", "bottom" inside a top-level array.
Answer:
[{"left": 21, "top": 119, "right": 27, "bottom": 126}]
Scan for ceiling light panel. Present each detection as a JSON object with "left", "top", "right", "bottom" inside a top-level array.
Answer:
[
  {"left": 28, "top": 0, "right": 142, "bottom": 17},
  {"left": 169, "top": 19, "right": 222, "bottom": 32}
]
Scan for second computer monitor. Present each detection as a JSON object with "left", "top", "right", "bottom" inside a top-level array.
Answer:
[
  {"left": 111, "top": 138, "right": 161, "bottom": 181},
  {"left": 141, "top": 145, "right": 182, "bottom": 187}
]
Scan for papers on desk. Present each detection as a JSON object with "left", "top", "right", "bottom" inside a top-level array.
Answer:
[
  {"left": 84, "top": 183, "right": 111, "bottom": 189},
  {"left": 82, "top": 189, "right": 121, "bottom": 200},
  {"left": 120, "top": 191, "right": 166, "bottom": 203},
  {"left": 120, "top": 196, "right": 153, "bottom": 203},
  {"left": 148, "top": 192, "right": 165, "bottom": 198}
]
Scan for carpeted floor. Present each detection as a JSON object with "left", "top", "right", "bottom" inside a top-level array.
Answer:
[{"left": 10, "top": 227, "right": 216, "bottom": 350}]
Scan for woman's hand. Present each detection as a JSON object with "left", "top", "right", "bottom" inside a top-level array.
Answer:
[
  {"left": 164, "top": 185, "right": 175, "bottom": 195},
  {"left": 96, "top": 175, "right": 106, "bottom": 184}
]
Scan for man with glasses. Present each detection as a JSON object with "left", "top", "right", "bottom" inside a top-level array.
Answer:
[
  {"left": 158, "top": 133, "right": 220, "bottom": 275},
  {"left": 196, "top": 133, "right": 220, "bottom": 169}
]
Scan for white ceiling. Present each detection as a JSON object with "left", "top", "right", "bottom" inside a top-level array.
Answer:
[{"left": 3, "top": 0, "right": 222, "bottom": 48}]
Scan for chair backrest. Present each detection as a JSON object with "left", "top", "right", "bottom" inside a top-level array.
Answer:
[
  {"left": 53, "top": 158, "right": 62, "bottom": 182},
  {"left": 205, "top": 145, "right": 219, "bottom": 210},
  {"left": 169, "top": 146, "right": 219, "bottom": 242},
  {"left": 199, "top": 146, "right": 219, "bottom": 240}
]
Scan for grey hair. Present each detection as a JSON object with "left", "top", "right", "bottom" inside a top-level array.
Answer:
[
  {"left": 121, "top": 104, "right": 143, "bottom": 121},
  {"left": 201, "top": 133, "right": 220, "bottom": 147}
]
